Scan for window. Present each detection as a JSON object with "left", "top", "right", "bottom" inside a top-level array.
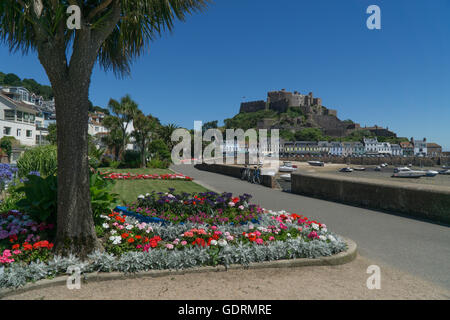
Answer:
[
  {"left": 3, "top": 127, "right": 11, "bottom": 135},
  {"left": 16, "top": 111, "right": 23, "bottom": 122},
  {"left": 17, "top": 129, "right": 21, "bottom": 137},
  {"left": 4, "top": 110, "right": 15, "bottom": 121},
  {"left": 26, "top": 130, "right": 32, "bottom": 138}
]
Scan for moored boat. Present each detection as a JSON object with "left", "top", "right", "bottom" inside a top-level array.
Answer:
[
  {"left": 279, "top": 161, "right": 297, "bottom": 172},
  {"left": 308, "top": 161, "right": 324, "bottom": 167},
  {"left": 439, "top": 169, "right": 450, "bottom": 175},
  {"left": 392, "top": 170, "right": 426, "bottom": 178},
  {"left": 425, "top": 170, "right": 439, "bottom": 177},
  {"left": 339, "top": 167, "right": 353, "bottom": 173},
  {"left": 352, "top": 167, "right": 366, "bottom": 171}
]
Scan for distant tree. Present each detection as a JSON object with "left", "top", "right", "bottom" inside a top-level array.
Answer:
[
  {"left": 101, "top": 128, "right": 123, "bottom": 161},
  {"left": 0, "top": 72, "right": 5, "bottom": 84},
  {"left": 132, "top": 112, "right": 158, "bottom": 167},
  {"left": 104, "top": 95, "right": 139, "bottom": 161},
  {"left": 0, "top": 136, "right": 16, "bottom": 160},
  {"left": 295, "top": 128, "right": 324, "bottom": 141},
  {"left": 3, "top": 73, "right": 21, "bottom": 86},
  {"left": 158, "top": 123, "right": 180, "bottom": 151},
  {"left": 46, "top": 123, "right": 57, "bottom": 145},
  {"left": 149, "top": 139, "right": 171, "bottom": 161},
  {"left": 203, "top": 120, "right": 218, "bottom": 132}
]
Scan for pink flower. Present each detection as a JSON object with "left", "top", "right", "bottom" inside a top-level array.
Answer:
[
  {"left": 308, "top": 231, "right": 319, "bottom": 239},
  {"left": 166, "top": 244, "right": 174, "bottom": 250},
  {"left": 181, "top": 241, "right": 188, "bottom": 246},
  {"left": 226, "top": 235, "right": 234, "bottom": 241},
  {"left": 269, "top": 236, "right": 275, "bottom": 241},
  {"left": 2, "top": 250, "right": 11, "bottom": 258},
  {"left": 13, "top": 250, "right": 22, "bottom": 255},
  {"left": 211, "top": 226, "right": 217, "bottom": 230},
  {"left": 279, "top": 223, "right": 288, "bottom": 230},
  {"left": 255, "top": 238, "right": 264, "bottom": 245}
]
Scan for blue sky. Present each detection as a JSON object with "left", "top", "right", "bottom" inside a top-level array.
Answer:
[{"left": 0, "top": 0, "right": 449, "bottom": 150}]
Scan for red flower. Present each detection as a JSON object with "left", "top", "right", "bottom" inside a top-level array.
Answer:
[
  {"left": 232, "top": 197, "right": 240, "bottom": 204},
  {"left": 128, "top": 238, "right": 135, "bottom": 243},
  {"left": 12, "top": 244, "right": 20, "bottom": 250},
  {"left": 121, "top": 233, "right": 129, "bottom": 239}
]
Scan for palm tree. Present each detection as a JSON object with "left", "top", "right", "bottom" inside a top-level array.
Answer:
[
  {"left": 104, "top": 94, "right": 139, "bottom": 160},
  {"left": 0, "top": 0, "right": 208, "bottom": 256},
  {"left": 101, "top": 128, "right": 123, "bottom": 160},
  {"left": 158, "top": 123, "right": 180, "bottom": 151},
  {"left": 132, "top": 112, "right": 158, "bottom": 167}
]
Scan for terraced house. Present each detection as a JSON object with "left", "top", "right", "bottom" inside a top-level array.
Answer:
[{"left": 0, "top": 86, "right": 56, "bottom": 149}]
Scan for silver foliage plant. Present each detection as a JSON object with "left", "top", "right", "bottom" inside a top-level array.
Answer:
[{"left": 0, "top": 216, "right": 347, "bottom": 289}]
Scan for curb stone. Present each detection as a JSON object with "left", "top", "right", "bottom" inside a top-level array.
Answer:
[{"left": 0, "top": 238, "right": 357, "bottom": 299}]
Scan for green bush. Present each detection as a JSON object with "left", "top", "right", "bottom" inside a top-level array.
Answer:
[
  {"left": 100, "top": 155, "right": 113, "bottom": 168},
  {"left": 15, "top": 174, "right": 58, "bottom": 224},
  {"left": 110, "top": 160, "right": 121, "bottom": 169},
  {"left": 0, "top": 185, "right": 24, "bottom": 213},
  {"left": 121, "top": 150, "right": 140, "bottom": 168},
  {"left": 147, "top": 158, "right": 170, "bottom": 169},
  {"left": 14, "top": 172, "right": 119, "bottom": 225},
  {"left": 17, "top": 145, "right": 57, "bottom": 178},
  {"left": 90, "top": 172, "right": 119, "bottom": 225}
]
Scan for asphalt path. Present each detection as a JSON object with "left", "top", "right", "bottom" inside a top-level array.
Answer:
[{"left": 172, "top": 164, "right": 450, "bottom": 290}]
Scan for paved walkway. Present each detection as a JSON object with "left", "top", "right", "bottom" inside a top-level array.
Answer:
[
  {"left": 4, "top": 256, "right": 449, "bottom": 300},
  {"left": 173, "top": 164, "right": 450, "bottom": 290}
]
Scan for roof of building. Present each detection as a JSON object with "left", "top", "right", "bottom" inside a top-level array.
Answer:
[{"left": 426, "top": 143, "right": 442, "bottom": 148}]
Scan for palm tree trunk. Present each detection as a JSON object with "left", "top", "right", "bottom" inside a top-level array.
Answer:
[{"left": 52, "top": 80, "right": 101, "bottom": 257}]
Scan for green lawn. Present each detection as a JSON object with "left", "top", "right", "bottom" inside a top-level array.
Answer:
[{"left": 100, "top": 167, "right": 208, "bottom": 205}]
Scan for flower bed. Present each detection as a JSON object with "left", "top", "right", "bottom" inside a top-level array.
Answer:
[
  {"left": 127, "top": 190, "right": 262, "bottom": 225},
  {"left": 0, "top": 191, "right": 348, "bottom": 289},
  {"left": 99, "top": 172, "right": 193, "bottom": 181}
]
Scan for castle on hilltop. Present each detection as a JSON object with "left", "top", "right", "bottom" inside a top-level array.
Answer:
[
  {"left": 237, "top": 89, "right": 397, "bottom": 138},
  {"left": 240, "top": 89, "right": 337, "bottom": 117}
]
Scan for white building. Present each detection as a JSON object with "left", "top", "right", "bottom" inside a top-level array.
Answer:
[
  {"left": 329, "top": 142, "right": 342, "bottom": 156},
  {"left": 412, "top": 138, "right": 427, "bottom": 157},
  {"left": 391, "top": 144, "right": 402, "bottom": 156},
  {"left": 0, "top": 91, "right": 38, "bottom": 146}
]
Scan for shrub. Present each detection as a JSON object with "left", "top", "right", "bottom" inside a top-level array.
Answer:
[
  {"left": 100, "top": 155, "right": 113, "bottom": 168},
  {"left": 17, "top": 145, "right": 57, "bottom": 178},
  {"left": 147, "top": 158, "right": 170, "bottom": 169},
  {"left": 90, "top": 172, "right": 119, "bottom": 225},
  {"left": 15, "top": 174, "right": 58, "bottom": 224},
  {"left": 14, "top": 171, "right": 119, "bottom": 225},
  {"left": 121, "top": 150, "right": 140, "bottom": 168},
  {"left": 110, "top": 160, "right": 121, "bottom": 169}
]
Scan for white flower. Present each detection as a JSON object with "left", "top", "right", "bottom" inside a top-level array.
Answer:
[
  {"left": 102, "top": 223, "right": 109, "bottom": 229},
  {"left": 319, "top": 235, "right": 327, "bottom": 241},
  {"left": 311, "top": 223, "right": 320, "bottom": 230},
  {"left": 110, "top": 230, "right": 117, "bottom": 235},
  {"left": 287, "top": 233, "right": 291, "bottom": 237},
  {"left": 146, "top": 193, "right": 150, "bottom": 197},
  {"left": 218, "top": 239, "right": 228, "bottom": 247},
  {"left": 109, "top": 236, "right": 121, "bottom": 245},
  {"left": 125, "top": 224, "right": 134, "bottom": 230},
  {"left": 138, "top": 195, "right": 145, "bottom": 199},
  {"left": 210, "top": 240, "right": 218, "bottom": 246},
  {"left": 328, "top": 235, "right": 336, "bottom": 242}
]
